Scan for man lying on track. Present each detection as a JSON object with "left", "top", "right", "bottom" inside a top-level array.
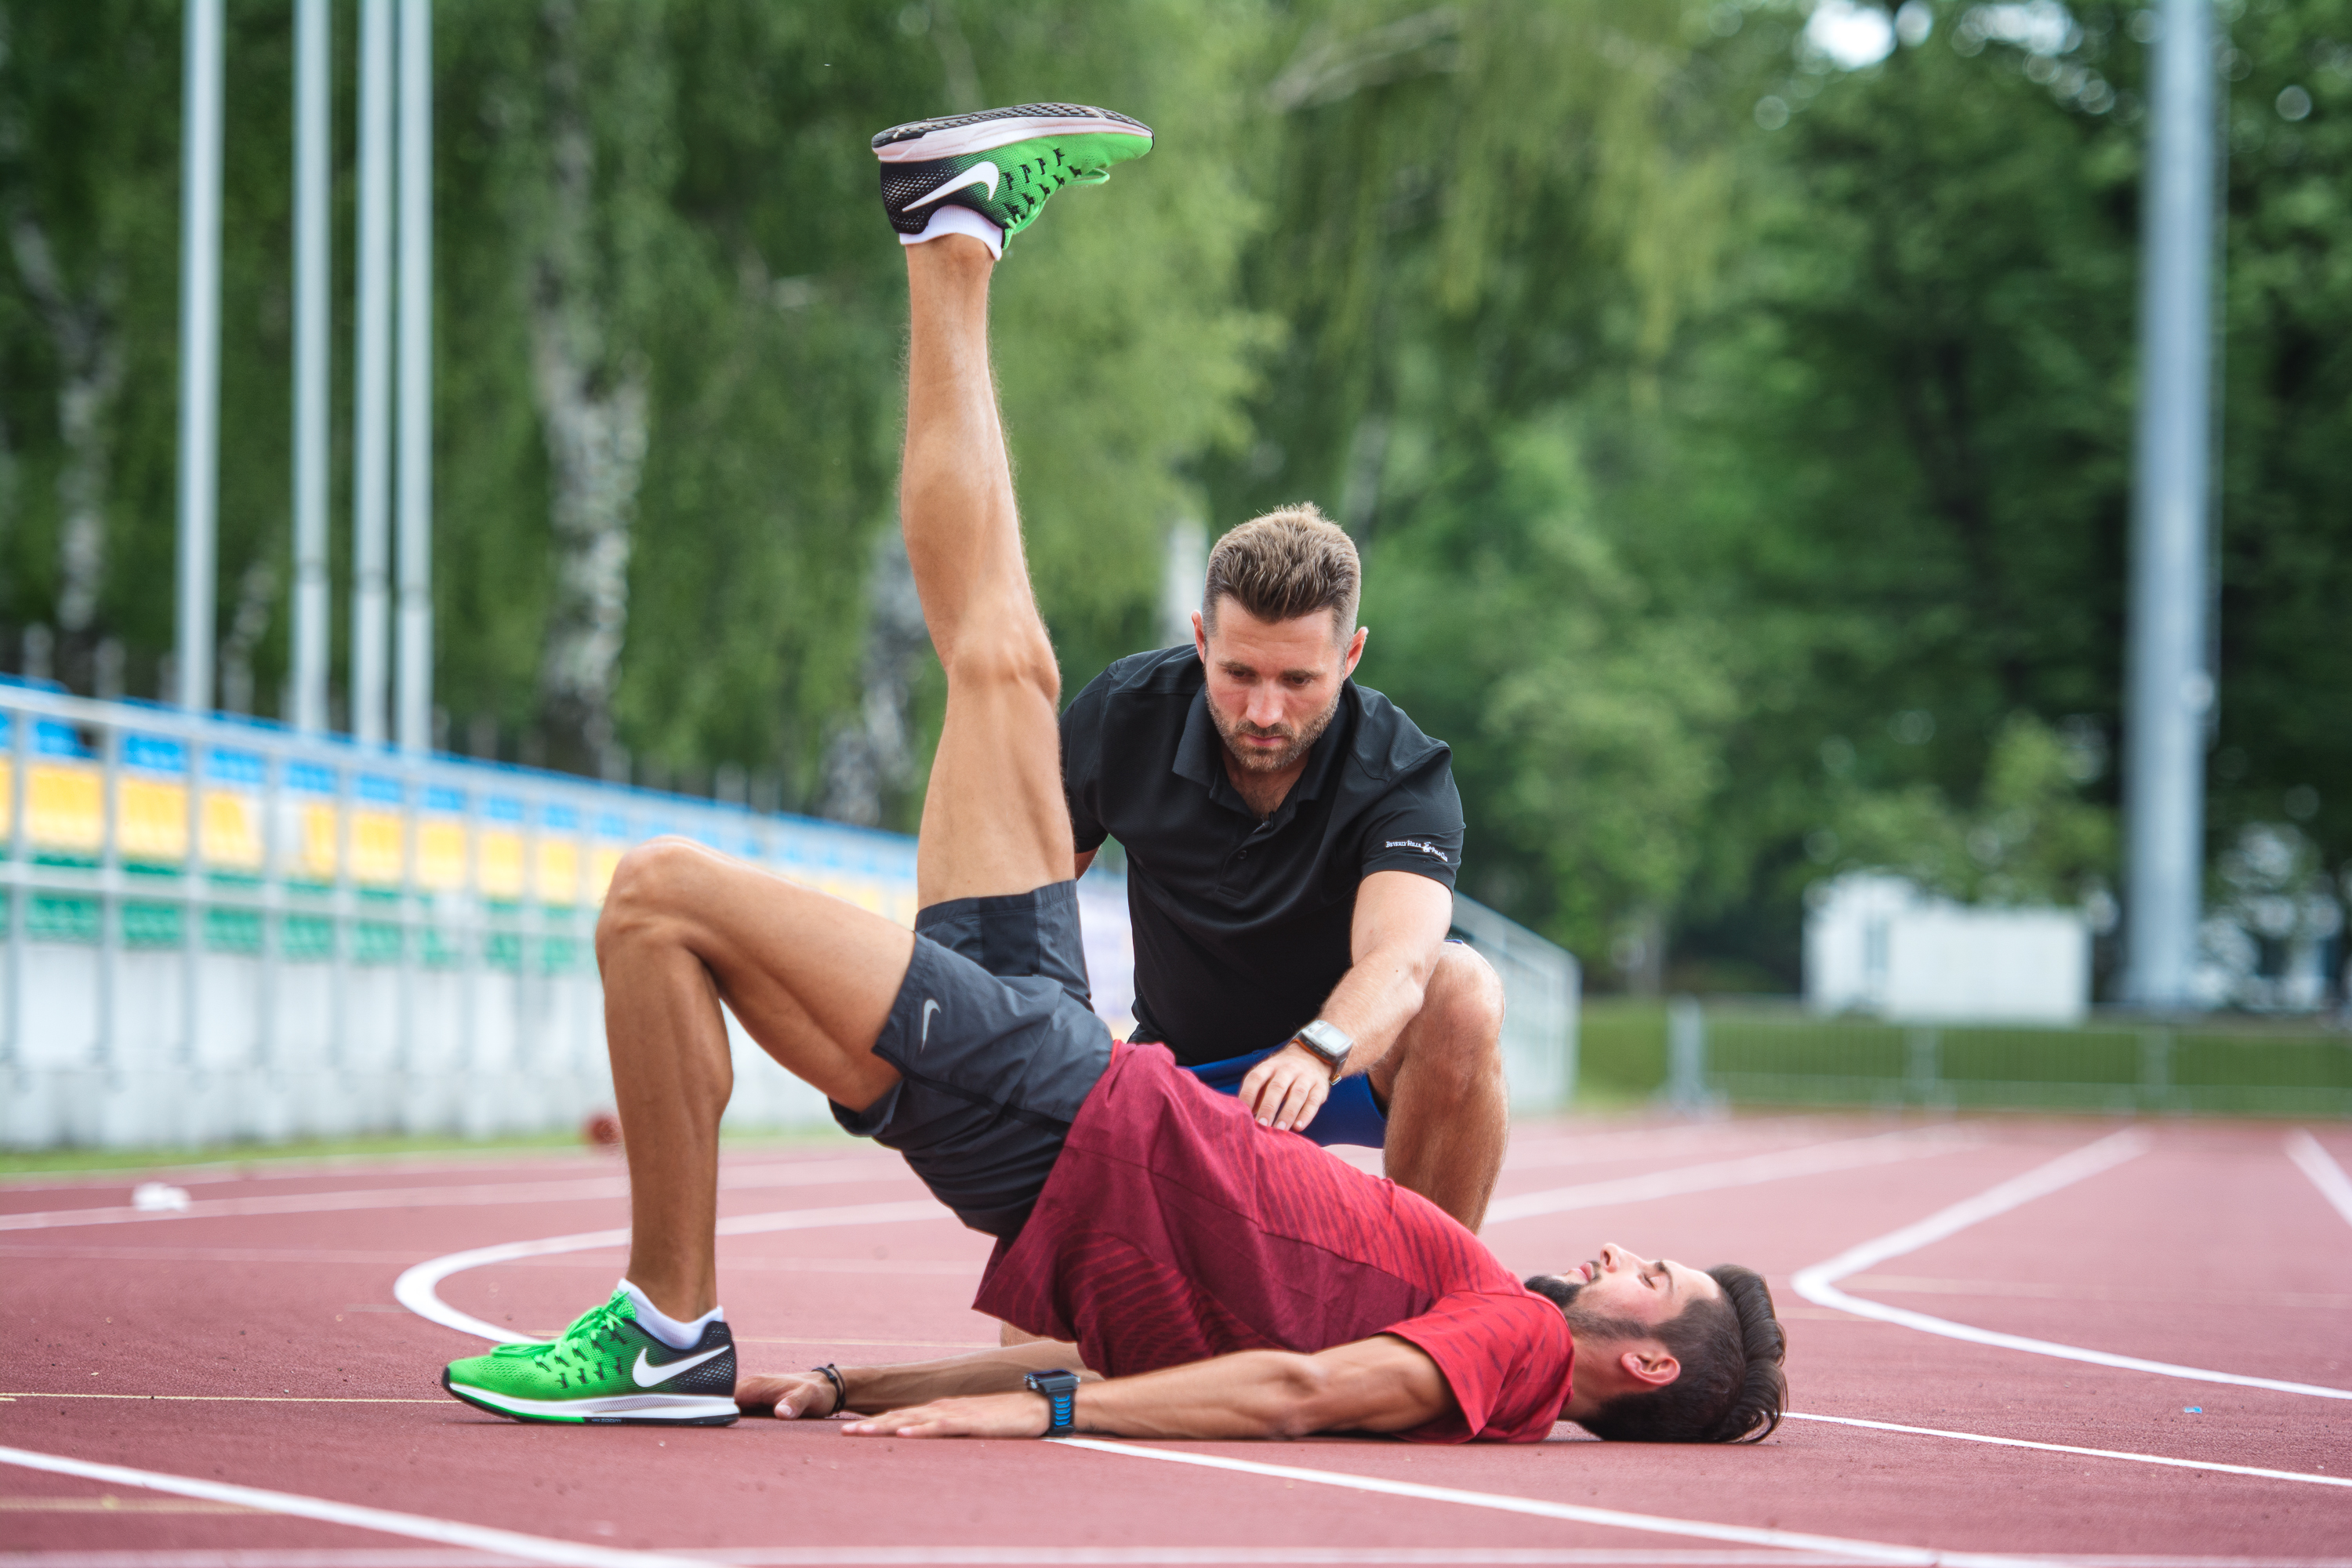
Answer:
[{"left": 438, "top": 103, "right": 1786, "bottom": 1446}]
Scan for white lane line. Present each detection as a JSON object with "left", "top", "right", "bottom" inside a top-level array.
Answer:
[
  {"left": 2286, "top": 1131, "right": 2352, "bottom": 1230},
  {"left": 0, "top": 1446, "right": 708, "bottom": 1568},
  {"left": 1485, "top": 1127, "right": 1981, "bottom": 1225},
  {"left": 0, "top": 1159, "right": 922, "bottom": 1235},
  {"left": 10, "top": 1557, "right": 2352, "bottom": 1568},
  {"left": 393, "top": 1201, "right": 951, "bottom": 1342},
  {"left": 1781, "top": 1412, "right": 2349, "bottom": 1488},
  {"left": 1792, "top": 1131, "right": 2352, "bottom": 1401},
  {"left": 1050, "top": 1439, "right": 2056, "bottom": 1567}
]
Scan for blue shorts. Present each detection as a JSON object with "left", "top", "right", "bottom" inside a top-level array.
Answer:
[{"left": 1174, "top": 1045, "right": 1388, "bottom": 1149}]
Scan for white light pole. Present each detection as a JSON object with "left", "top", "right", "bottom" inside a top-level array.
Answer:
[
  {"left": 352, "top": 0, "right": 394, "bottom": 746},
  {"left": 2122, "top": 0, "right": 2219, "bottom": 1009},
  {"left": 174, "top": 0, "right": 224, "bottom": 714},
  {"left": 292, "top": 0, "right": 332, "bottom": 734},
  {"left": 394, "top": 0, "right": 434, "bottom": 755}
]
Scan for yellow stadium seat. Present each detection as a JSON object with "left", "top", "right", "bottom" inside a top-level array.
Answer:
[
  {"left": 535, "top": 839, "right": 581, "bottom": 906},
  {"left": 201, "top": 790, "right": 263, "bottom": 870},
  {"left": 479, "top": 830, "right": 524, "bottom": 899},
  {"left": 29, "top": 764, "right": 105, "bottom": 854},
  {"left": 416, "top": 819, "right": 468, "bottom": 891},
  {"left": 299, "top": 803, "right": 339, "bottom": 879},
  {"left": 351, "top": 809, "right": 404, "bottom": 886}
]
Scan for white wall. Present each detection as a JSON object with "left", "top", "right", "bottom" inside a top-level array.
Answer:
[{"left": 1806, "top": 872, "right": 2089, "bottom": 1025}]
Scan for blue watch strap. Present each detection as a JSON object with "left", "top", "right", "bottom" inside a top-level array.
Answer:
[{"left": 1024, "top": 1369, "right": 1080, "bottom": 1436}]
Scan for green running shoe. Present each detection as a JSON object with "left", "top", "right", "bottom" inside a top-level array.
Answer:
[
  {"left": 873, "top": 102, "right": 1152, "bottom": 246},
  {"left": 440, "top": 1289, "right": 739, "bottom": 1425}
]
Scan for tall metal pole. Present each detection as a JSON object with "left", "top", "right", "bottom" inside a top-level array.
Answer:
[
  {"left": 352, "top": 0, "right": 394, "bottom": 747},
  {"left": 394, "top": 0, "right": 434, "bottom": 755},
  {"left": 2123, "top": 0, "right": 2218, "bottom": 1009},
  {"left": 292, "top": 0, "right": 332, "bottom": 735},
  {"left": 174, "top": 0, "right": 224, "bottom": 714}
]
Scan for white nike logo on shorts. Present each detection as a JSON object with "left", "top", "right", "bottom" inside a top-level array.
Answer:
[
  {"left": 906, "top": 161, "right": 1000, "bottom": 212},
  {"left": 920, "top": 998, "right": 942, "bottom": 1051},
  {"left": 630, "top": 1343, "right": 729, "bottom": 1388}
]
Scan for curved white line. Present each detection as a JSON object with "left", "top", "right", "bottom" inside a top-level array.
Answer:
[
  {"left": 2287, "top": 1130, "right": 2352, "bottom": 1229},
  {"left": 1781, "top": 1412, "right": 2350, "bottom": 1488},
  {"left": 394, "top": 1200, "right": 952, "bottom": 1342},
  {"left": 1793, "top": 1129, "right": 2352, "bottom": 1401},
  {"left": 0, "top": 1444, "right": 708, "bottom": 1568}
]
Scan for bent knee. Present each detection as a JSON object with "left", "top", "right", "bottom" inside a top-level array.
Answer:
[
  {"left": 1425, "top": 943, "right": 1506, "bottom": 1048},
  {"left": 595, "top": 837, "right": 710, "bottom": 956}
]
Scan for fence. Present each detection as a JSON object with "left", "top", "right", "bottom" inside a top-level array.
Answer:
[
  {"left": 0, "top": 681, "right": 916, "bottom": 1149},
  {"left": 0, "top": 681, "right": 1580, "bottom": 1150},
  {"left": 1648, "top": 997, "right": 2352, "bottom": 1116}
]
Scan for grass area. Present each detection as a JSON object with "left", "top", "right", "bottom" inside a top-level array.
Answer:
[
  {"left": 1576, "top": 996, "right": 2352, "bottom": 1116},
  {"left": 0, "top": 1122, "right": 854, "bottom": 1180},
  {"left": 1577, "top": 998, "right": 1671, "bottom": 1101}
]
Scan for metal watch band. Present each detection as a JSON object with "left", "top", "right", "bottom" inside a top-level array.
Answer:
[{"left": 1294, "top": 1018, "right": 1353, "bottom": 1079}]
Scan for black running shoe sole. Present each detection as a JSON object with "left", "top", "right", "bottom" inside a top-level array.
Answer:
[
  {"left": 439, "top": 1369, "right": 741, "bottom": 1427},
  {"left": 872, "top": 103, "right": 1152, "bottom": 163}
]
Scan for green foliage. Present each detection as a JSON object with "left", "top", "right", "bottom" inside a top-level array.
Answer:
[
  {"left": 2, "top": 0, "right": 2343, "bottom": 997},
  {"left": 1820, "top": 711, "right": 2118, "bottom": 906}
]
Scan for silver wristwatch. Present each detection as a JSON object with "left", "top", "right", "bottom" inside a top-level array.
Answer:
[{"left": 1290, "top": 1018, "right": 1354, "bottom": 1080}]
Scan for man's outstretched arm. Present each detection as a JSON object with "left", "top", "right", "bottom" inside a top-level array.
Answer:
[
  {"left": 833, "top": 1334, "right": 1452, "bottom": 1440},
  {"left": 738, "top": 1338, "right": 1097, "bottom": 1419}
]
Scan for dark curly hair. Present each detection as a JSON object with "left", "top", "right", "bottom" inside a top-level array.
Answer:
[{"left": 1525, "top": 1264, "right": 1787, "bottom": 1443}]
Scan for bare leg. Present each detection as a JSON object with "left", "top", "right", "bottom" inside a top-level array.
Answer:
[
  {"left": 597, "top": 234, "right": 1074, "bottom": 1321},
  {"left": 598, "top": 840, "right": 912, "bottom": 1319},
  {"left": 1368, "top": 944, "right": 1510, "bottom": 1231},
  {"left": 899, "top": 234, "right": 1073, "bottom": 907}
]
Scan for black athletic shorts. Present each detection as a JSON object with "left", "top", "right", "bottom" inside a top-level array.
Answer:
[{"left": 830, "top": 880, "right": 1113, "bottom": 1239}]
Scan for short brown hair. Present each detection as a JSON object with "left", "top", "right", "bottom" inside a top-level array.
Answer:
[{"left": 1202, "top": 504, "right": 1359, "bottom": 642}]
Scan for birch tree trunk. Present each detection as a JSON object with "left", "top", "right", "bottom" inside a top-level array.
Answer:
[
  {"left": 9, "top": 213, "right": 123, "bottom": 686},
  {"left": 528, "top": 0, "right": 650, "bottom": 776}
]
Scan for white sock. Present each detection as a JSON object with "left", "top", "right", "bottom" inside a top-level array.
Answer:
[
  {"left": 899, "top": 203, "right": 1004, "bottom": 260},
  {"left": 619, "top": 1279, "right": 724, "bottom": 1350}
]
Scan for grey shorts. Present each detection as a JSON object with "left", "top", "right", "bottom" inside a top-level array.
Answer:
[{"left": 831, "top": 880, "right": 1112, "bottom": 1238}]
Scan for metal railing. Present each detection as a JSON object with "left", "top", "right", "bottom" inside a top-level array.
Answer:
[
  {"left": 1653, "top": 997, "right": 2352, "bottom": 1116},
  {"left": 0, "top": 681, "right": 914, "bottom": 1149},
  {"left": 0, "top": 681, "right": 1583, "bottom": 1149}
]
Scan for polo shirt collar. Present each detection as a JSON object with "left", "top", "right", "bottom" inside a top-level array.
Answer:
[{"left": 1174, "top": 684, "right": 1354, "bottom": 822}]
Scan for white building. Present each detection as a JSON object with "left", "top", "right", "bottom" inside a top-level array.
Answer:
[{"left": 1805, "top": 872, "right": 2091, "bottom": 1025}]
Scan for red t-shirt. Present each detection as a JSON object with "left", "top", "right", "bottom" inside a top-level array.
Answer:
[{"left": 973, "top": 1042, "right": 1573, "bottom": 1443}]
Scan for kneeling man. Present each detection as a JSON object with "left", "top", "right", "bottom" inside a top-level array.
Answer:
[{"left": 437, "top": 103, "right": 1785, "bottom": 1446}]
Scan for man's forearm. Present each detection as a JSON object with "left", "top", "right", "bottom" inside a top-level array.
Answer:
[
  {"left": 837, "top": 1339, "right": 1093, "bottom": 1413},
  {"left": 1068, "top": 1349, "right": 1332, "bottom": 1439},
  {"left": 1315, "top": 939, "right": 1434, "bottom": 1078}
]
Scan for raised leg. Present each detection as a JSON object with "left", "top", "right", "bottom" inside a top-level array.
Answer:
[
  {"left": 594, "top": 235, "right": 1078, "bottom": 1323},
  {"left": 1368, "top": 943, "right": 1510, "bottom": 1231},
  {"left": 899, "top": 235, "right": 1073, "bottom": 907}
]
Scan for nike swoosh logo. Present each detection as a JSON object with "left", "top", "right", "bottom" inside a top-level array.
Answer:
[
  {"left": 920, "top": 999, "right": 942, "bottom": 1051},
  {"left": 631, "top": 1344, "right": 730, "bottom": 1388},
  {"left": 906, "top": 161, "right": 1000, "bottom": 212}
]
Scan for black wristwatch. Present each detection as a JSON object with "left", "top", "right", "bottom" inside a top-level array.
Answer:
[
  {"left": 1290, "top": 1018, "right": 1353, "bottom": 1080},
  {"left": 1024, "top": 1368, "right": 1080, "bottom": 1436}
]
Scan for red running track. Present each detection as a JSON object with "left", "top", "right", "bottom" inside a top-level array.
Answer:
[{"left": 3, "top": 1110, "right": 2350, "bottom": 1566}]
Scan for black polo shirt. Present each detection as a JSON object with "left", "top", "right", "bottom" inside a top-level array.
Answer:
[{"left": 1061, "top": 644, "right": 1464, "bottom": 1065}]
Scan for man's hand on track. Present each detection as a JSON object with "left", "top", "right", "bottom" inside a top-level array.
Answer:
[
  {"left": 840, "top": 1391, "right": 1050, "bottom": 1439},
  {"left": 735, "top": 1371, "right": 839, "bottom": 1420},
  {"left": 1239, "top": 1041, "right": 1331, "bottom": 1133}
]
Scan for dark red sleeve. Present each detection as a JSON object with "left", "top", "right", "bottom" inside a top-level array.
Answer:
[{"left": 1383, "top": 1290, "right": 1575, "bottom": 1443}]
